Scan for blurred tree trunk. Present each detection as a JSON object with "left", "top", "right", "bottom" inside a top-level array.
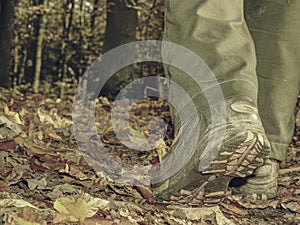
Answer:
[
  {"left": 79, "top": 0, "right": 84, "bottom": 27},
  {"left": 91, "top": 0, "right": 99, "bottom": 30},
  {"left": 20, "top": 48, "right": 27, "bottom": 84},
  {"left": 13, "top": 34, "right": 19, "bottom": 85},
  {"left": 100, "top": 0, "right": 137, "bottom": 99},
  {"left": 78, "top": 0, "right": 86, "bottom": 77},
  {"left": 59, "top": 0, "right": 75, "bottom": 99},
  {"left": 32, "top": 0, "right": 47, "bottom": 93},
  {"left": 24, "top": 14, "right": 36, "bottom": 84},
  {"left": 0, "top": 0, "right": 15, "bottom": 88},
  {"left": 59, "top": 0, "right": 75, "bottom": 81}
]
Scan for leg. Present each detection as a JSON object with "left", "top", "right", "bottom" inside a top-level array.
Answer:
[
  {"left": 163, "top": 0, "right": 259, "bottom": 108},
  {"left": 238, "top": 0, "right": 300, "bottom": 198},
  {"left": 152, "top": 0, "right": 271, "bottom": 204},
  {"left": 245, "top": 0, "right": 300, "bottom": 161}
]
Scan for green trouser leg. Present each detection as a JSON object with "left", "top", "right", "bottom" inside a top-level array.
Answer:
[
  {"left": 245, "top": 0, "right": 300, "bottom": 161},
  {"left": 163, "top": 0, "right": 259, "bottom": 132},
  {"left": 153, "top": 0, "right": 273, "bottom": 201}
]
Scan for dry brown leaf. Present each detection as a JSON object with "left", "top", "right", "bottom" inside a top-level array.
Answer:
[
  {"left": 173, "top": 206, "right": 235, "bottom": 224},
  {"left": 19, "top": 207, "right": 47, "bottom": 225},
  {"left": 81, "top": 193, "right": 110, "bottom": 218},
  {"left": 0, "top": 180, "right": 10, "bottom": 192},
  {"left": 79, "top": 217, "right": 113, "bottom": 225},
  {"left": 134, "top": 181, "right": 156, "bottom": 204},
  {"left": 3, "top": 104, "right": 24, "bottom": 125},
  {"left": 229, "top": 195, "right": 270, "bottom": 209},
  {"left": 0, "top": 139, "right": 17, "bottom": 151},
  {"left": 59, "top": 163, "right": 90, "bottom": 181},
  {"left": 25, "top": 177, "right": 47, "bottom": 190},
  {"left": 44, "top": 126, "right": 62, "bottom": 141},
  {"left": 281, "top": 201, "right": 300, "bottom": 214},
  {"left": 220, "top": 203, "right": 248, "bottom": 217},
  {"left": 0, "top": 115, "right": 23, "bottom": 134},
  {"left": 53, "top": 213, "right": 74, "bottom": 224},
  {"left": 37, "top": 108, "right": 72, "bottom": 129},
  {"left": 14, "top": 135, "right": 56, "bottom": 157}
]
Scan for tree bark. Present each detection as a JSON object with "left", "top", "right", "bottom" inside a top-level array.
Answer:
[
  {"left": 32, "top": 0, "right": 47, "bottom": 93},
  {"left": 91, "top": 0, "right": 99, "bottom": 30},
  {"left": 59, "top": 0, "right": 75, "bottom": 81},
  {"left": 0, "top": 0, "right": 15, "bottom": 89},
  {"left": 12, "top": 33, "right": 19, "bottom": 87},
  {"left": 101, "top": 0, "right": 137, "bottom": 99},
  {"left": 103, "top": 0, "right": 137, "bottom": 52},
  {"left": 20, "top": 48, "right": 27, "bottom": 85}
]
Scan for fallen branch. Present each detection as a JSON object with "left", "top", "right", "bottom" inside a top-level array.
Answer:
[{"left": 279, "top": 167, "right": 300, "bottom": 175}]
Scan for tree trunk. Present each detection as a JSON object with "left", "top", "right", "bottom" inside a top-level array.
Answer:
[
  {"left": 12, "top": 33, "right": 20, "bottom": 87},
  {"left": 103, "top": 0, "right": 137, "bottom": 52},
  {"left": 79, "top": 0, "right": 84, "bottom": 27},
  {"left": 20, "top": 48, "right": 27, "bottom": 85},
  {"left": 59, "top": 0, "right": 75, "bottom": 81},
  {"left": 100, "top": 0, "right": 137, "bottom": 99},
  {"left": 0, "top": 0, "right": 15, "bottom": 89},
  {"left": 91, "top": 0, "right": 99, "bottom": 30},
  {"left": 32, "top": 0, "right": 47, "bottom": 93}
]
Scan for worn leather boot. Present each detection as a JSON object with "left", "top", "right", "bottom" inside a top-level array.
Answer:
[
  {"left": 231, "top": 158, "right": 279, "bottom": 199},
  {"left": 151, "top": 96, "right": 271, "bottom": 205}
]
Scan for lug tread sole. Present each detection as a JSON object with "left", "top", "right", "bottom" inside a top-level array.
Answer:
[{"left": 156, "top": 132, "right": 270, "bottom": 206}]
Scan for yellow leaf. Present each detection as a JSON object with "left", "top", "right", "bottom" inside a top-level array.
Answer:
[
  {"left": 155, "top": 138, "right": 167, "bottom": 162},
  {"left": 130, "top": 127, "right": 147, "bottom": 140},
  {"left": 13, "top": 217, "right": 41, "bottom": 225},
  {"left": 82, "top": 193, "right": 109, "bottom": 218},
  {"left": 0, "top": 199, "right": 39, "bottom": 209},
  {"left": 155, "top": 138, "right": 166, "bottom": 149},
  {"left": 54, "top": 196, "right": 88, "bottom": 222}
]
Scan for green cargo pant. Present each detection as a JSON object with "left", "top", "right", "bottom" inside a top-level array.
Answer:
[{"left": 164, "top": 0, "right": 300, "bottom": 161}]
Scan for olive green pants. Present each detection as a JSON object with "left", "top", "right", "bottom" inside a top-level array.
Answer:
[{"left": 164, "top": 0, "right": 300, "bottom": 161}]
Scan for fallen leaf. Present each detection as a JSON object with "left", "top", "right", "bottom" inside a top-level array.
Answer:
[
  {"left": 0, "top": 115, "right": 23, "bottom": 138},
  {"left": 53, "top": 213, "right": 74, "bottom": 224},
  {"left": 220, "top": 203, "right": 248, "bottom": 217},
  {"left": 37, "top": 108, "right": 72, "bottom": 129},
  {"left": 0, "top": 139, "right": 17, "bottom": 152},
  {"left": 134, "top": 181, "right": 156, "bottom": 204},
  {"left": 80, "top": 217, "right": 113, "bottom": 225},
  {"left": 14, "top": 135, "right": 57, "bottom": 157},
  {"left": 215, "top": 208, "right": 236, "bottom": 225},
  {"left": 59, "top": 163, "right": 90, "bottom": 181},
  {"left": 82, "top": 192, "right": 110, "bottom": 218},
  {"left": 0, "top": 198, "right": 39, "bottom": 209},
  {"left": 229, "top": 195, "right": 270, "bottom": 209},
  {"left": 12, "top": 217, "right": 41, "bottom": 225},
  {"left": 281, "top": 201, "right": 300, "bottom": 214},
  {"left": 25, "top": 177, "right": 47, "bottom": 190},
  {"left": 155, "top": 138, "right": 167, "bottom": 163},
  {"left": 127, "top": 127, "right": 151, "bottom": 150},
  {"left": 173, "top": 206, "right": 235, "bottom": 224},
  {"left": 44, "top": 126, "right": 62, "bottom": 141},
  {"left": 54, "top": 195, "right": 88, "bottom": 222},
  {"left": 0, "top": 180, "right": 10, "bottom": 192},
  {"left": 3, "top": 104, "right": 24, "bottom": 125}
]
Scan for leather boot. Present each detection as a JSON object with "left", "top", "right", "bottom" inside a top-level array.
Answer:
[
  {"left": 231, "top": 159, "right": 279, "bottom": 199},
  {"left": 151, "top": 96, "right": 271, "bottom": 205}
]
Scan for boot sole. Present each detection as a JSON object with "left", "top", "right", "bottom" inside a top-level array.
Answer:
[{"left": 154, "top": 132, "right": 270, "bottom": 206}]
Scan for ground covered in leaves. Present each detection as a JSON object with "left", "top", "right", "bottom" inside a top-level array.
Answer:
[{"left": 0, "top": 84, "right": 300, "bottom": 225}]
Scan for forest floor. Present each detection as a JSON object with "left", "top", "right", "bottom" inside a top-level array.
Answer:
[{"left": 0, "top": 83, "right": 300, "bottom": 225}]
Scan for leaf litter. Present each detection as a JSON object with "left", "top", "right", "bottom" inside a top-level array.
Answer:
[{"left": 0, "top": 85, "right": 299, "bottom": 224}]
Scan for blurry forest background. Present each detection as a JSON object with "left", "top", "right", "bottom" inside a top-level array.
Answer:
[
  {"left": 0, "top": 0, "right": 164, "bottom": 98},
  {"left": 1, "top": 1, "right": 300, "bottom": 224}
]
